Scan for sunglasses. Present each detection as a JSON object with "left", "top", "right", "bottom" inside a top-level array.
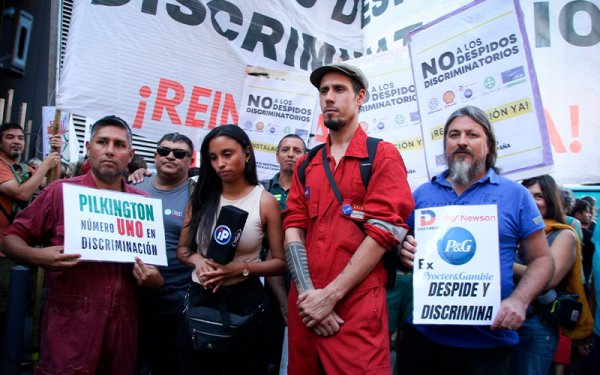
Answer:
[{"left": 156, "top": 146, "right": 190, "bottom": 159}]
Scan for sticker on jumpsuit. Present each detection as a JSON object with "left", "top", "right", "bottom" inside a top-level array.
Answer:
[{"left": 350, "top": 202, "right": 365, "bottom": 220}]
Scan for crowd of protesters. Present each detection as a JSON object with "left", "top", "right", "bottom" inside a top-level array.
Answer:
[{"left": 0, "top": 63, "right": 598, "bottom": 375}]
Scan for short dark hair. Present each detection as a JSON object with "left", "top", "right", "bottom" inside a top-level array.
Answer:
[
  {"left": 522, "top": 174, "right": 565, "bottom": 223},
  {"left": 157, "top": 132, "right": 194, "bottom": 153},
  {"left": 90, "top": 115, "right": 132, "bottom": 146},
  {"left": 127, "top": 154, "right": 148, "bottom": 175},
  {"left": 443, "top": 106, "right": 498, "bottom": 173},
  {"left": 277, "top": 134, "right": 307, "bottom": 152},
  {"left": 573, "top": 199, "right": 591, "bottom": 216},
  {"left": 0, "top": 123, "right": 24, "bottom": 140},
  {"left": 581, "top": 196, "right": 596, "bottom": 210}
]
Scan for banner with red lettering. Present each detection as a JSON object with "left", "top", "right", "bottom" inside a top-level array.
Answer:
[
  {"left": 57, "top": 0, "right": 600, "bottom": 185},
  {"left": 57, "top": 1, "right": 361, "bottom": 146}
]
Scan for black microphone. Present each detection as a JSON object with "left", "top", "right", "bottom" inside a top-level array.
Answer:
[{"left": 206, "top": 205, "right": 249, "bottom": 264}]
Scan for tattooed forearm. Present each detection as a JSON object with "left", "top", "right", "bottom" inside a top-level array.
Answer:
[{"left": 285, "top": 241, "right": 314, "bottom": 294}]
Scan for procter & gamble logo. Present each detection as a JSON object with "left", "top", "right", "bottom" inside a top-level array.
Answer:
[
  {"left": 420, "top": 210, "right": 436, "bottom": 226},
  {"left": 437, "top": 227, "right": 476, "bottom": 265},
  {"left": 213, "top": 225, "right": 232, "bottom": 245}
]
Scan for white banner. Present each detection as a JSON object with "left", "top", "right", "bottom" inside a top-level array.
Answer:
[
  {"left": 408, "top": 0, "right": 552, "bottom": 178},
  {"left": 239, "top": 72, "right": 317, "bottom": 180},
  {"left": 57, "top": 0, "right": 600, "bottom": 186},
  {"left": 413, "top": 205, "right": 501, "bottom": 325},
  {"left": 57, "top": 1, "right": 361, "bottom": 147},
  {"left": 63, "top": 184, "right": 167, "bottom": 266}
]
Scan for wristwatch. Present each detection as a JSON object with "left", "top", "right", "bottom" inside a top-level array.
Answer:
[{"left": 242, "top": 261, "right": 250, "bottom": 277}]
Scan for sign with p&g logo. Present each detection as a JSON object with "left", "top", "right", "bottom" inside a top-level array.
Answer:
[
  {"left": 438, "top": 227, "right": 477, "bottom": 265},
  {"left": 413, "top": 205, "right": 500, "bottom": 325}
]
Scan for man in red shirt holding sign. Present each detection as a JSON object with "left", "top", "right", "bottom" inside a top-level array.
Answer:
[{"left": 4, "top": 116, "right": 162, "bottom": 374}]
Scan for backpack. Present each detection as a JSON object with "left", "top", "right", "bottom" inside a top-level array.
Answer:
[{"left": 297, "top": 137, "right": 400, "bottom": 290}]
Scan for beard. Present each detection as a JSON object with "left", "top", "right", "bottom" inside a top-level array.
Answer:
[
  {"left": 324, "top": 118, "right": 344, "bottom": 131},
  {"left": 447, "top": 152, "right": 485, "bottom": 186},
  {"left": 8, "top": 149, "right": 21, "bottom": 159},
  {"left": 281, "top": 164, "right": 294, "bottom": 175},
  {"left": 91, "top": 163, "right": 124, "bottom": 185}
]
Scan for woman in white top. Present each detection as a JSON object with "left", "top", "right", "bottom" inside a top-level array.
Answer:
[{"left": 178, "top": 124, "right": 286, "bottom": 374}]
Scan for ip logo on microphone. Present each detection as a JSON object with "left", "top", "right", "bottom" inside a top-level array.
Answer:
[
  {"left": 213, "top": 225, "right": 232, "bottom": 245},
  {"left": 437, "top": 227, "right": 476, "bottom": 265}
]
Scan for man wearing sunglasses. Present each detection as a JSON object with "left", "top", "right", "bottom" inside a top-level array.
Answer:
[{"left": 134, "top": 133, "right": 196, "bottom": 375}]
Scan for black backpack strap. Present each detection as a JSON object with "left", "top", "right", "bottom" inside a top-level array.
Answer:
[
  {"left": 359, "top": 137, "right": 382, "bottom": 189},
  {"left": 297, "top": 143, "right": 325, "bottom": 188}
]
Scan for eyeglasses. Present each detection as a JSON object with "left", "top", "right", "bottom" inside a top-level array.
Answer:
[{"left": 156, "top": 146, "right": 190, "bottom": 159}]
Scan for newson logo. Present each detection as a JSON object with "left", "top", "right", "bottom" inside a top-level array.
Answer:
[
  {"left": 132, "top": 78, "right": 239, "bottom": 129},
  {"left": 437, "top": 227, "right": 476, "bottom": 265},
  {"left": 442, "top": 214, "right": 497, "bottom": 223}
]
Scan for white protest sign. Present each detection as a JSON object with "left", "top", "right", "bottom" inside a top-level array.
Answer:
[
  {"left": 239, "top": 73, "right": 316, "bottom": 180},
  {"left": 413, "top": 205, "right": 501, "bottom": 325},
  {"left": 408, "top": 0, "right": 553, "bottom": 178},
  {"left": 41, "top": 107, "right": 79, "bottom": 163},
  {"left": 63, "top": 184, "right": 167, "bottom": 266},
  {"left": 349, "top": 49, "right": 429, "bottom": 190}
]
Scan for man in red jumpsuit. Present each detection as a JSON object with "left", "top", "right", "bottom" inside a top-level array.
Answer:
[
  {"left": 3, "top": 116, "right": 163, "bottom": 374},
  {"left": 284, "top": 63, "right": 414, "bottom": 374}
]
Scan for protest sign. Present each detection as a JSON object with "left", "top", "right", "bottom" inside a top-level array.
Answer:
[
  {"left": 350, "top": 49, "right": 429, "bottom": 190},
  {"left": 41, "top": 107, "right": 79, "bottom": 163},
  {"left": 239, "top": 72, "right": 316, "bottom": 180},
  {"left": 63, "top": 184, "right": 167, "bottom": 266},
  {"left": 408, "top": 0, "right": 553, "bottom": 179},
  {"left": 413, "top": 205, "right": 501, "bottom": 325}
]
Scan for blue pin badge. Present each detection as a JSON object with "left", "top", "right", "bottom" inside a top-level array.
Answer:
[{"left": 342, "top": 204, "right": 353, "bottom": 216}]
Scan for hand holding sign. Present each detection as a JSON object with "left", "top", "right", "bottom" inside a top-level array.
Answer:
[
  {"left": 36, "top": 245, "right": 81, "bottom": 271},
  {"left": 133, "top": 257, "right": 164, "bottom": 290},
  {"left": 399, "top": 234, "right": 417, "bottom": 269}
]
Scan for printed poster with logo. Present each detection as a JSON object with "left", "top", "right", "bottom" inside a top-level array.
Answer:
[
  {"left": 349, "top": 49, "right": 429, "bottom": 190},
  {"left": 413, "top": 205, "right": 501, "bottom": 325},
  {"left": 41, "top": 107, "right": 80, "bottom": 164},
  {"left": 239, "top": 71, "right": 317, "bottom": 180},
  {"left": 408, "top": 0, "right": 553, "bottom": 179},
  {"left": 63, "top": 184, "right": 167, "bottom": 266}
]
